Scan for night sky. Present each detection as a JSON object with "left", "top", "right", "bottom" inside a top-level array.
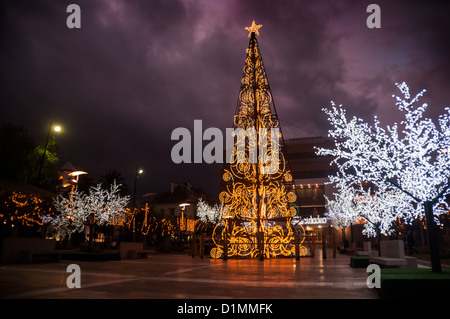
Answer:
[{"left": 1, "top": 0, "right": 450, "bottom": 198}]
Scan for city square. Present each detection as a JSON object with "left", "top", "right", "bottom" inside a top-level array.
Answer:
[
  {"left": 1, "top": 250, "right": 378, "bottom": 299},
  {"left": 1, "top": 1, "right": 450, "bottom": 307}
]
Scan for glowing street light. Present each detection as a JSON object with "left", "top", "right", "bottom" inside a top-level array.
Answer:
[
  {"left": 53, "top": 124, "right": 62, "bottom": 133},
  {"left": 179, "top": 203, "right": 190, "bottom": 210},
  {"left": 178, "top": 203, "right": 191, "bottom": 245},
  {"left": 133, "top": 167, "right": 144, "bottom": 205},
  {"left": 68, "top": 170, "right": 88, "bottom": 184}
]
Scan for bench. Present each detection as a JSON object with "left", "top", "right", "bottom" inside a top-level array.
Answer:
[
  {"left": 405, "top": 256, "right": 418, "bottom": 268},
  {"left": 1, "top": 237, "right": 62, "bottom": 264},
  {"left": 355, "top": 241, "right": 376, "bottom": 256},
  {"left": 119, "top": 242, "right": 151, "bottom": 259},
  {"left": 369, "top": 256, "right": 407, "bottom": 267},
  {"left": 369, "top": 240, "right": 417, "bottom": 268}
]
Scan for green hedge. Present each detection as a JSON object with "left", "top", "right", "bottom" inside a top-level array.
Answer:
[
  {"left": 379, "top": 268, "right": 450, "bottom": 299},
  {"left": 350, "top": 256, "right": 370, "bottom": 268}
]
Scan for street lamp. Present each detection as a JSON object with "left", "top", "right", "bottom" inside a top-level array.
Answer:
[
  {"left": 68, "top": 170, "right": 88, "bottom": 184},
  {"left": 53, "top": 125, "right": 62, "bottom": 133},
  {"left": 133, "top": 168, "right": 144, "bottom": 205},
  {"left": 179, "top": 202, "right": 190, "bottom": 229},
  {"left": 178, "top": 203, "right": 190, "bottom": 249},
  {"left": 131, "top": 168, "right": 144, "bottom": 242},
  {"left": 38, "top": 122, "right": 63, "bottom": 186}
]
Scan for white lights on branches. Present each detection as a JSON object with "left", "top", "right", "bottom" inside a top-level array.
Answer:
[
  {"left": 196, "top": 198, "right": 223, "bottom": 225},
  {"left": 51, "top": 181, "right": 130, "bottom": 239},
  {"left": 318, "top": 82, "right": 450, "bottom": 230},
  {"left": 325, "top": 180, "right": 417, "bottom": 238}
]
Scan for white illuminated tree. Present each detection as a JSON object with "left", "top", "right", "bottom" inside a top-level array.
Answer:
[
  {"left": 196, "top": 198, "right": 223, "bottom": 225},
  {"left": 325, "top": 181, "right": 356, "bottom": 230},
  {"left": 51, "top": 186, "right": 88, "bottom": 239},
  {"left": 317, "top": 82, "right": 450, "bottom": 271},
  {"left": 325, "top": 180, "right": 418, "bottom": 253},
  {"left": 324, "top": 181, "right": 357, "bottom": 247},
  {"left": 52, "top": 181, "right": 130, "bottom": 240}
]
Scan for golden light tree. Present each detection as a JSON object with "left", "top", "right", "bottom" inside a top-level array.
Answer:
[{"left": 211, "top": 22, "right": 306, "bottom": 259}]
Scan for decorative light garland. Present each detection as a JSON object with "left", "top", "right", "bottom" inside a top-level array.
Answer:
[
  {"left": 52, "top": 181, "right": 130, "bottom": 239},
  {"left": 0, "top": 191, "right": 54, "bottom": 227},
  {"left": 211, "top": 22, "right": 307, "bottom": 259},
  {"left": 317, "top": 82, "right": 450, "bottom": 231}
]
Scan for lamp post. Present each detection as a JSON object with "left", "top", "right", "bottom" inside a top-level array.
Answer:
[
  {"left": 68, "top": 169, "right": 88, "bottom": 246},
  {"left": 38, "top": 122, "right": 63, "bottom": 186},
  {"left": 178, "top": 203, "right": 190, "bottom": 250},
  {"left": 132, "top": 168, "right": 143, "bottom": 242},
  {"left": 87, "top": 213, "right": 95, "bottom": 252},
  {"left": 133, "top": 168, "right": 144, "bottom": 205}
]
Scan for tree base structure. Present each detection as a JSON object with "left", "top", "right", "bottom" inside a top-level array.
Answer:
[{"left": 210, "top": 219, "right": 309, "bottom": 259}]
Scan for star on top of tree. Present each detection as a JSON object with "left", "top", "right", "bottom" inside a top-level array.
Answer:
[{"left": 245, "top": 20, "right": 263, "bottom": 37}]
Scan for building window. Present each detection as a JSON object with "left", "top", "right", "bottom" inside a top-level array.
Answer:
[{"left": 296, "top": 185, "right": 325, "bottom": 206}]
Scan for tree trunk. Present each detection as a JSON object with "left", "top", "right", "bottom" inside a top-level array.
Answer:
[
  {"left": 376, "top": 225, "right": 382, "bottom": 257},
  {"left": 424, "top": 201, "right": 441, "bottom": 272},
  {"left": 89, "top": 224, "right": 95, "bottom": 252}
]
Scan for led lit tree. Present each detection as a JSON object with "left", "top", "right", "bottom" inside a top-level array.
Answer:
[
  {"left": 51, "top": 186, "right": 87, "bottom": 239},
  {"left": 195, "top": 199, "right": 223, "bottom": 235},
  {"left": 317, "top": 82, "right": 450, "bottom": 271},
  {"left": 196, "top": 198, "right": 223, "bottom": 224},
  {"left": 212, "top": 21, "right": 305, "bottom": 259},
  {"left": 325, "top": 180, "right": 418, "bottom": 253},
  {"left": 324, "top": 182, "right": 357, "bottom": 245},
  {"left": 52, "top": 181, "right": 130, "bottom": 243}
]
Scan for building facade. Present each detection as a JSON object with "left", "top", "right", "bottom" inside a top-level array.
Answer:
[{"left": 285, "top": 137, "right": 366, "bottom": 248}]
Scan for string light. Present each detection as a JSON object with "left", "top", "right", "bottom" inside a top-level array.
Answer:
[
  {"left": 211, "top": 23, "right": 307, "bottom": 259},
  {"left": 0, "top": 191, "right": 55, "bottom": 227},
  {"left": 317, "top": 82, "right": 450, "bottom": 230},
  {"left": 325, "top": 180, "right": 418, "bottom": 237},
  {"left": 52, "top": 181, "right": 130, "bottom": 239}
]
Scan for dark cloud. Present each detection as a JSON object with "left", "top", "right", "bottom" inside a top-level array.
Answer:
[{"left": 1, "top": 0, "right": 450, "bottom": 197}]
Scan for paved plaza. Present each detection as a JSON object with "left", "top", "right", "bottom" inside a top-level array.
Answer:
[{"left": 0, "top": 249, "right": 379, "bottom": 299}]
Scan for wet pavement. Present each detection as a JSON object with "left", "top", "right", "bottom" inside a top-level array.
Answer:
[{"left": 0, "top": 249, "right": 379, "bottom": 299}]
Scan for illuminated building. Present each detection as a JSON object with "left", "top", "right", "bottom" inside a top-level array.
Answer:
[{"left": 286, "top": 137, "right": 373, "bottom": 247}]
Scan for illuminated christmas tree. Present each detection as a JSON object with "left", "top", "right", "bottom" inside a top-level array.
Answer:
[{"left": 211, "top": 21, "right": 306, "bottom": 259}]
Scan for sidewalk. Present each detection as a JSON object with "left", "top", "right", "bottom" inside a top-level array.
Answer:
[{"left": 0, "top": 249, "right": 379, "bottom": 299}]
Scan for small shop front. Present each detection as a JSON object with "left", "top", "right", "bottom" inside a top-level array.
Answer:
[{"left": 295, "top": 206, "right": 329, "bottom": 236}]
